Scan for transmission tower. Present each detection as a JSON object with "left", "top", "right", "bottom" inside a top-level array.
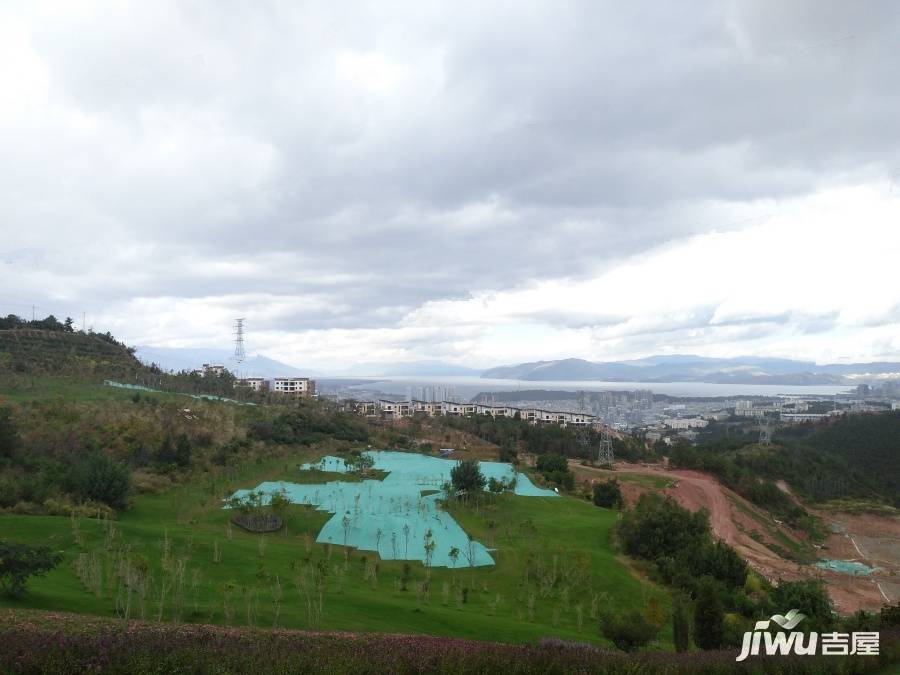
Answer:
[
  {"left": 759, "top": 419, "right": 771, "bottom": 445},
  {"left": 233, "top": 318, "right": 246, "bottom": 365},
  {"left": 598, "top": 426, "right": 615, "bottom": 467}
]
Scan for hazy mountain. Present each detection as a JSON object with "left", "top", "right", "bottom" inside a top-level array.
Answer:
[
  {"left": 481, "top": 355, "right": 899, "bottom": 384},
  {"left": 134, "top": 346, "right": 319, "bottom": 379}
]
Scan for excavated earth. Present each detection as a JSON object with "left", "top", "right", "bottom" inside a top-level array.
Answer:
[{"left": 570, "top": 460, "right": 899, "bottom": 613}]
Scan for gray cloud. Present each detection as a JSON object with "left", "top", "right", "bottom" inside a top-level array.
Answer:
[{"left": 1, "top": 1, "right": 899, "bottom": 362}]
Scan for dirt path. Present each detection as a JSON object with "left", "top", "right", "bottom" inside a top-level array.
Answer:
[{"left": 571, "top": 460, "right": 896, "bottom": 613}]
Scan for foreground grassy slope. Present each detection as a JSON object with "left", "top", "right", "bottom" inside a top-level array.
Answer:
[{"left": 0, "top": 445, "right": 666, "bottom": 646}]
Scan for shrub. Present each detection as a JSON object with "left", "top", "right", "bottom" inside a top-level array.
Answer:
[
  {"left": 694, "top": 577, "right": 725, "bottom": 650},
  {"left": 0, "top": 540, "right": 63, "bottom": 598},
  {"left": 536, "top": 454, "right": 567, "bottom": 474},
  {"left": 599, "top": 609, "right": 660, "bottom": 652},
  {"left": 619, "top": 494, "right": 708, "bottom": 560},
  {"left": 498, "top": 440, "right": 518, "bottom": 463},
  {"left": 0, "top": 405, "right": 20, "bottom": 459},
  {"left": 450, "top": 459, "right": 486, "bottom": 499},
  {"left": 592, "top": 479, "right": 623, "bottom": 508},
  {"left": 66, "top": 453, "right": 131, "bottom": 509},
  {"left": 672, "top": 594, "right": 690, "bottom": 652},
  {"left": 770, "top": 579, "right": 834, "bottom": 632}
]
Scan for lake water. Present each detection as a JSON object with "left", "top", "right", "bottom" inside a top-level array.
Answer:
[{"left": 333, "top": 374, "right": 854, "bottom": 399}]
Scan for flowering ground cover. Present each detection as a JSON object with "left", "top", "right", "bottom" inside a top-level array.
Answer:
[{"left": 0, "top": 609, "right": 896, "bottom": 674}]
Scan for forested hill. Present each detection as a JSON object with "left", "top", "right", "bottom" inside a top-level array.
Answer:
[
  {"left": 0, "top": 318, "right": 239, "bottom": 399},
  {"left": 0, "top": 329, "right": 142, "bottom": 379},
  {"left": 672, "top": 411, "right": 900, "bottom": 509},
  {"left": 801, "top": 411, "right": 899, "bottom": 504}
]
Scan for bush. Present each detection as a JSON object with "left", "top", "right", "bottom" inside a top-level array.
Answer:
[
  {"left": 536, "top": 454, "right": 567, "bottom": 474},
  {"left": 599, "top": 609, "right": 660, "bottom": 652},
  {"left": 450, "top": 460, "right": 486, "bottom": 499},
  {"left": 0, "top": 540, "right": 63, "bottom": 598},
  {"left": 155, "top": 434, "right": 192, "bottom": 468},
  {"left": 0, "top": 405, "right": 20, "bottom": 459},
  {"left": 498, "top": 440, "right": 518, "bottom": 463},
  {"left": 592, "top": 479, "right": 623, "bottom": 508},
  {"left": 694, "top": 577, "right": 725, "bottom": 650},
  {"left": 66, "top": 453, "right": 131, "bottom": 509},
  {"left": 770, "top": 579, "right": 834, "bottom": 632},
  {"left": 672, "top": 594, "right": 690, "bottom": 652},
  {"left": 619, "top": 494, "right": 709, "bottom": 560}
]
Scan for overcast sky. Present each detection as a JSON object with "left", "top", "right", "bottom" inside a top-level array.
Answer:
[{"left": 2, "top": 1, "right": 899, "bottom": 371}]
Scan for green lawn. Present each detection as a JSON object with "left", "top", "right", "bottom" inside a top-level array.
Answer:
[
  {"left": 0, "top": 451, "right": 670, "bottom": 647},
  {"left": 615, "top": 473, "right": 674, "bottom": 490}
]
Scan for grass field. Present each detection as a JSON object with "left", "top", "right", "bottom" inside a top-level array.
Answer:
[{"left": 0, "top": 448, "right": 670, "bottom": 647}]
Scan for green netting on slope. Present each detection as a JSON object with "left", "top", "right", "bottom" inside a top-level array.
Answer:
[
  {"left": 104, "top": 380, "right": 255, "bottom": 405},
  {"left": 230, "top": 450, "right": 557, "bottom": 568},
  {"left": 814, "top": 559, "right": 878, "bottom": 576}
]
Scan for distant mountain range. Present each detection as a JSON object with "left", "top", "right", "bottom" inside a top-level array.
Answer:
[
  {"left": 337, "top": 360, "right": 483, "bottom": 376},
  {"left": 481, "top": 356, "right": 900, "bottom": 384},
  {"left": 134, "top": 346, "right": 319, "bottom": 379},
  {"left": 133, "top": 348, "right": 900, "bottom": 385}
]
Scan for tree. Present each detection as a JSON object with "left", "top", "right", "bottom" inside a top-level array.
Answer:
[
  {"left": 448, "top": 547, "right": 459, "bottom": 568},
  {"left": 423, "top": 529, "right": 436, "bottom": 572},
  {"left": 618, "top": 494, "right": 709, "bottom": 561},
  {"left": 592, "top": 479, "right": 624, "bottom": 508},
  {"left": 535, "top": 453, "right": 574, "bottom": 490},
  {"left": 341, "top": 513, "right": 352, "bottom": 546},
  {"left": 0, "top": 406, "right": 20, "bottom": 459},
  {"left": 694, "top": 577, "right": 725, "bottom": 650},
  {"left": 0, "top": 541, "right": 63, "bottom": 598},
  {"left": 672, "top": 594, "right": 691, "bottom": 653},
  {"left": 269, "top": 490, "right": 291, "bottom": 523},
  {"left": 535, "top": 453, "right": 567, "bottom": 474},
  {"left": 66, "top": 453, "right": 131, "bottom": 509},
  {"left": 450, "top": 459, "right": 486, "bottom": 500},
  {"left": 770, "top": 579, "right": 834, "bottom": 632},
  {"left": 345, "top": 450, "right": 375, "bottom": 474},
  {"left": 498, "top": 439, "right": 518, "bottom": 463},
  {"left": 599, "top": 609, "right": 659, "bottom": 652},
  {"left": 155, "top": 434, "right": 193, "bottom": 468}
]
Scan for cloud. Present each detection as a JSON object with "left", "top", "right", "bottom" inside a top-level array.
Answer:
[{"left": 1, "top": 1, "right": 899, "bottom": 370}]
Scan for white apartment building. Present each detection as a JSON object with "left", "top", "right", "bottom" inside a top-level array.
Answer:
[
  {"left": 199, "top": 363, "right": 227, "bottom": 376},
  {"left": 379, "top": 399, "right": 412, "bottom": 419},
  {"left": 355, "top": 401, "right": 377, "bottom": 416},
  {"left": 272, "top": 377, "right": 315, "bottom": 396},
  {"left": 361, "top": 398, "right": 605, "bottom": 429},
  {"left": 236, "top": 377, "right": 267, "bottom": 392},
  {"left": 663, "top": 417, "right": 709, "bottom": 430}
]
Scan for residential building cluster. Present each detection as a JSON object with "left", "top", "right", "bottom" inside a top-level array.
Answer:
[
  {"left": 352, "top": 399, "right": 602, "bottom": 429},
  {"left": 235, "top": 376, "right": 316, "bottom": 397}
]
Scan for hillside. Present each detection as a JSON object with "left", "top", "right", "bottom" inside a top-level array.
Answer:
[
  {"left": 0, "top": 329, "right": 144, "bottom": 379},
  {"left": 2, "top": 330, "right": 898, "bottom": 658},
  {"left": 0, "top": 328, "right": 667, "bottom": 649}
]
